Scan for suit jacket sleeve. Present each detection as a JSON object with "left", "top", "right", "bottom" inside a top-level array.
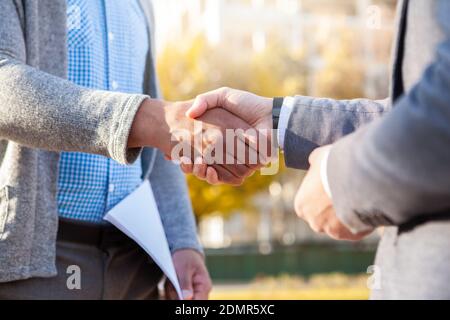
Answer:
[
  {"left": 327, "top": 0, "right": 450, "bottom": 232},
  {"left": 284, "top": 95, "right": 390, "bottom": 169},
  {"left": 148, "top": 151, "right": 203, "bottom": 254}
]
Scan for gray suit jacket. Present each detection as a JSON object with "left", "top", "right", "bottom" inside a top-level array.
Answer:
[
  {"left": 0, "top": 0, "right": 200, "bottom": 282},
  {"left": 285, "top": 0, "right": 450, "bottom": 299}
]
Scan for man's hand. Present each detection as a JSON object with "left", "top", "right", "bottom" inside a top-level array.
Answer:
[
  {"left": 183, "top": 87, "right": 274, "bottom": 184},
  {"left": 186, "top": 87, "right": 273, "bottom": 130},
  {"left": 295, "top": 145, "right": 372, "bottom": 241},
  {"left": 165, "top": 249, "right": 212, "bottom": 300},
  {"left": 129, "top": 98, "right": 261, "bottom": 185}
]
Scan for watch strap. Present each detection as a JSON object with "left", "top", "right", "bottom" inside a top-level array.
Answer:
[{"left": 272, "top": 97, "right": 284, "bottom": 130}]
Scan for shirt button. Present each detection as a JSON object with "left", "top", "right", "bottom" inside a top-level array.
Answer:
[
  {"left": 112, "top": 81, "right": 119, "bottom": 90},
  {"left": 108, "top": 32, "right": 115, "bottom": 42},
  {"left": 108, "top": 184, "right": 115, "bottom": 193}
]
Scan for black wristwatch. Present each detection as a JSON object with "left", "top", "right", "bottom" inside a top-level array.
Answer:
[{"left": 272, "top": 97, "right": 284, "bottom": 130}]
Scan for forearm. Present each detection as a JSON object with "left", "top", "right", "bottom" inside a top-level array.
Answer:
[
  {"left": 128, "top": 98, "right": 170, "bottom": 151},
  {"left": 0, "top": 55, "right": 149, "bottom": 164},
  {"left": 0, "top": 0, "right": 169, "bottom": 164},
  {"left": 282, "top": 95, "right": 390, "bottom": 169}
]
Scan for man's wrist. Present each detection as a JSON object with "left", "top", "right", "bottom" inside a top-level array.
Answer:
[
  {"left": 128, "top": 98, "right": 170, "bottom": 152},
  {"left": 277, "top": 96, "right": 295, "bottom": 149},
  {"left": 172, "top": 247, "right": 205, "bottom": 260},
  {"left": 262, "top": 97, "right": 274, "bottom": 116}
]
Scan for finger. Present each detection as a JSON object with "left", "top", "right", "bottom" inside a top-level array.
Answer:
[
  {"left": 182, "top": 289, "right": 194, "bottom": 301},
  {"left": 239, "top": 130, "right": 272, "bottom": 166},
  {"left": 180, "top": 163, "right": 193, "bottom": 174},
  {"left": 309, "top": 215, "right": 326, "bottom": 234},
  {"left": 325, "top": 226, "right": 359, "bottom": 241},
  {"left": 232, "top": 128, "right": 266, "bottom": 166},
  {"left": 178, "top": 271, "right": 194, "bottom": 301},
  {"left": 220, "top": 163, "right": 255, "bottom": 179},
  {"left": 309, "top": 145, "right": 330, "bottom": 165},
  {"left": 325, "top": 219, "right": 372, "bottom": 241},
  {"left": 194, "top": 287, "right": 211, "bottom": 300},
  {"left": 308, "top": 148, "right": 320, "bottom": 165},
  {"left": 193, "top": 273, "right": 213, "bottom": 300},
  {"left": 180, "top": 157, "right": 193, "bottom": 174},
  {"left": 204, "top": 133, "right": 259, "bottom": 178},
  {"left": 198, "top": 107, "right": 264, "bottom": 168},
  {"left": 211, "top": 165, "right": 244, "bottom": 186},
  {"left": 192, "top": 158, "right": 208, "bottom": 180},
  {"left": 228, "top": 137, "right": 263, "bottom": 172},
  {"left": 206, "top": 167, "right": 220, "bottom": 185},
  {"left": 186, "top": 88, "right": 228, "bottom": 119},
  {"left": 187, "top": 99, "right": 208, "bottom": 119},
  {"left": 180, "top": 156, "right": 192, "bottom": 165}
]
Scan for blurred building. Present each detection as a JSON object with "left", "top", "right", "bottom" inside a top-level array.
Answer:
[{"left": 154, "top": 0, "right": 396, "bottom": 98}]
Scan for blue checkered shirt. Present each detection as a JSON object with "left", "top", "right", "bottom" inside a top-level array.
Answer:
[{"left": 58, "top": 0, "right": 149, "bottom": 222}]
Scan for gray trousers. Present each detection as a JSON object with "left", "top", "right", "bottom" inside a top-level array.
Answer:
[{"left": 0, "top": 218, "right": 163, "bottom": 300}]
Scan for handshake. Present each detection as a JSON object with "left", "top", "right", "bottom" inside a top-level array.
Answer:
[
  {"left": 129, "top": 87, "right": 373, "bottom": 243},
  {"left": 129, "top": 87, "right": 277, "bottom": 185},
  {"left": 129, "top": 87, "right": 372, "bottom": 242}
]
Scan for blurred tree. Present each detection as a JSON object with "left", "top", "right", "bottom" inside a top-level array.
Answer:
[
  {"left": 157, "top": 31, "right": 366, "bottom": 218},
  {"left": 158, "top": 36, "right": 308, "bottom": 100},
  {"left": 157, "top": 35, "right": 304, "bottom": 218},
  {"left": 314, "top": 30, "right": 365, "bottom": 99}
]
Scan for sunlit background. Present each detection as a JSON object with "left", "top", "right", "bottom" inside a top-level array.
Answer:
[{"left": 153, "top": 0, "right": 396, "bottom": 300}]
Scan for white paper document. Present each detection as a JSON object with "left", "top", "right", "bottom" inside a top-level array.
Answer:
[{"left": 104, "top": 180, "right": 182, "bottom": 299}]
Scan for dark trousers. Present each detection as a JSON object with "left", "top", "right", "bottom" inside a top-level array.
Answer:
[{"left": 0, "top": 218, "right": 163, "bottom": 300}]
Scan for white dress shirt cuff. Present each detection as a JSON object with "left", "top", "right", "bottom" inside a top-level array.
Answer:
[
  {"left": 320, "top": 147, "right": 333, "bottom": 199},
  {"left": 277, "top": 96, "right": 295, "bottom": 149}
]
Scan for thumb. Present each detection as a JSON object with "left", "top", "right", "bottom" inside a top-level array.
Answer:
[
  {"left": 186, "top": 97, "right": 208, "bottom": 119},
  {"left": 308, "top": 147, "right": 323, "bottom": 165},
  {"left": 185, "top": 87, "right": 229, "bottom": 118},
  {"left": 179, "top": 271, "right": 194, "bottom": 300}
]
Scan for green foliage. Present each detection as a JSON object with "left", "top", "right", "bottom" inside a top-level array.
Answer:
[
  {"left": 314, "top": 30, "right": 365, "bottom": 99},
  {"left": 158, "top": 35, "right": 308, "bottom": 101}
]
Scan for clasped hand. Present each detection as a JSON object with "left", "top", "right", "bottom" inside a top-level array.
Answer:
[{"left": 135, "top": 88, "right": 275, "bottom": 186}]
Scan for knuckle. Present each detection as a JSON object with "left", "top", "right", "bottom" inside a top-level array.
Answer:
[
  {"left": 236, "top": 166, "right": 251, "bottom": 178},
  {"left": 207, "top": 176, "right": 218, "bottom": 185},
  {"left": 195, "top": 173, "right": 206, "bottom": 181},
  {"left": 326, "top": 227, "right": 340, "bottom": 240},
  {"left": 327, "top": 223, "right": 347, "bottom": 240},
  {"left": 310, "top": 221, "right": 323, "bottom": 234}
]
